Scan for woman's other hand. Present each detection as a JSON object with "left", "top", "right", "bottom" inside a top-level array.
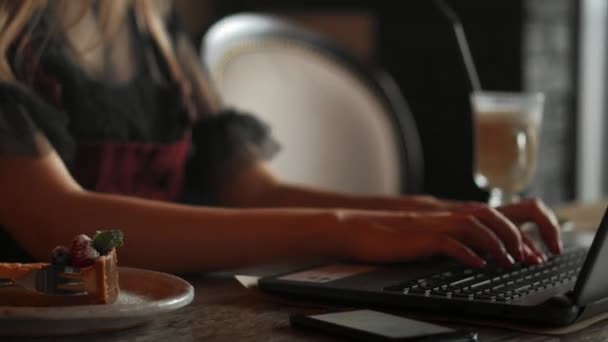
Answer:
[{"left": 497, "top": 198, "right": 563, "bottom": 256}]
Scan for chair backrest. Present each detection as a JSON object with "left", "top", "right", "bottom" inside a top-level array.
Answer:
[{"left": 202, "top": 14, "right": 424, "bottom": 195}]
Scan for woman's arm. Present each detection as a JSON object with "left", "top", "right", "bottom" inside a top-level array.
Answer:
[
  {"left": 218, "top": 162, "right": 445, "bottom": 211},
  {"left": 219, "top": 163, "right": 562, "bottom": 257},
  {"left": 0, "top": 151, "right": 523, "bottom": 272},
  {"left": 268, "top": 179, "right": 562, "bottom": 254},
  {"left": 0, "top": 152, "right": 341, "bottom": 272}
]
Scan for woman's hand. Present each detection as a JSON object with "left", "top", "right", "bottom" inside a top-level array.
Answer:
[
  {"left": 396, "top": 196, "right": 562, "bottom": 265},
  {"left": 497, "top": 198, "right": 562, "bottom": 253},
  {"left": 335, "top": 209, "right": 517, "bottom": 268},
  {"left": 336, "top": 196, "right": 562, "bottom": 268},
  {"left": 444, "top": 199, "right": 561, "bottom": 260}
]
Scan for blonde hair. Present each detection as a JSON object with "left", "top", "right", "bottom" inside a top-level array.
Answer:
[
  {"left": 0, "top": 0, "right": 183, "bottom": 85},
  {"left": 0, "top": 0, "right": 44, "bottom": 80}
]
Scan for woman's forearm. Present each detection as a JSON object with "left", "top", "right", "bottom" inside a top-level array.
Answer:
[
  {"left": 253, "top": 182, "right": 445, "bottom": 212},
  {"left": 9, "top": 190, "right": 341, "bottom": 273},
  {"left": 219, "top": 163, "right": 445, "bottom": 211},
  {"left": 0, "top": 153, "right": 344, "bottom": 273}
]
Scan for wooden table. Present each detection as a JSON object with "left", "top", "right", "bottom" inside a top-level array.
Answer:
[{"left": 11, "top": 201, "right": 608, "bottom": 342}]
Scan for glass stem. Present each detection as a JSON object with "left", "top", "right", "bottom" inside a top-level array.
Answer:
[{"left": 488, "top": 189, "right": 520, "bottom": 207}]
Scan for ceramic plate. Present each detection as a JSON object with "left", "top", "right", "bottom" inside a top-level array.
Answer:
[{"left": 0, "top": 267, "right": 194, "bottom": 336}]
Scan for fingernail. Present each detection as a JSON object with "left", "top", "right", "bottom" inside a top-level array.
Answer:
[
  {"left": 499, "top": 254, "right": 516, "bottom": 268},
  {"left": 551, "top": 241, "right": 563, "bottom": 255},
  {"left": 518, "top": 247, "right": 526, "bottom": 262},
  {"left": 473, "top": 258, "right": 487, "bottom": 268},
  {"left": 506, "top": 253, "right": 516, "bottom": 265},
  {"left": 534, "top": 255, "right": 544, "bottom": 264}
]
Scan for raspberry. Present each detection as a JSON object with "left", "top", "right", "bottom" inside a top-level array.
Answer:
[
  {"left": 51, "top": 245, "right": 71, "bottom": 266},
  {"left": 70, "top": 234, "right": 100, "bottom": 267}
]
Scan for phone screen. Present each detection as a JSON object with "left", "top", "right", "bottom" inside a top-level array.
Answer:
[{"left": 290, "top": 309, "right": 476, "bottom": 341}]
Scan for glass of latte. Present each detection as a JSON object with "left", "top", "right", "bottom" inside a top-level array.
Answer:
[{"left": 470, "top": 91, "right": 544, "bottom": 207}]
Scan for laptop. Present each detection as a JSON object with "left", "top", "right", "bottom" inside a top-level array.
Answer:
[{"left": 259, "top": 207, "right": 608, "bottom": 327}]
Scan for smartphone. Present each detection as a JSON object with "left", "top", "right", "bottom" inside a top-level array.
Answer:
[{"left": 290, "top": 309, "right": 477, "bottom": 341}]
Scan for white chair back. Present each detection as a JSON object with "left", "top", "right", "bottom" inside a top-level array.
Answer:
[{"left": 203, "top": 14, "right": 423, "bottom": 194}]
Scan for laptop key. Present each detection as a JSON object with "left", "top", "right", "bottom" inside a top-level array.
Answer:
[
  {"left": 383, "top": 247, "right": 587, "bottom": 298},
  {"left": 449, "top": 276, "right": 476, "bottom": 287},
  {"left": 453, "top": 294, "right": 475, "bottom": 301},
  {"left": 470, "top": 279, "right": 492, "bottom": 289},
  {"left": 492, "top": 283, "right": 505, "bottom": 291}
]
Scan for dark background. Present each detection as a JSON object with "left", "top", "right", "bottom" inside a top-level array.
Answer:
[{"left": 180, "top": 0, "right": 577, "bottom": 204}]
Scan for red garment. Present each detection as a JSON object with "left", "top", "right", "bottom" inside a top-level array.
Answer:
[
  {"left": 71, "top": 137, "right": 190, "bottom": 201},
  {"left": 19, "top": 33, "right": 192, "bottom": 202}
]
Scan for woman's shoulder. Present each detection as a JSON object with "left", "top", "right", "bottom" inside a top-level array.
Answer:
[
  {"left": 0, "top": 80, "right": 74, "bottom": 160},
  {"left": 0, "top": 81, "right": 54, "bottom": 118}
]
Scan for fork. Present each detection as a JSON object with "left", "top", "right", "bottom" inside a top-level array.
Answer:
[{"left": 0, "top": 266, "right": 86, "bottom": 295}]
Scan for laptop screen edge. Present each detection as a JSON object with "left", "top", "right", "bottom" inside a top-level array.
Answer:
[{"left": 572, "top": 205, "right": 608, "bottom": 306}]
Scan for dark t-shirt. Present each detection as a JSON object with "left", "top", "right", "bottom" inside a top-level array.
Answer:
[{"left": 0, "top": 8, "right": 279, "bottom": 261}]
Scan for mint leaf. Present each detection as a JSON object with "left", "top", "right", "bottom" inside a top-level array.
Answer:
[{"left": 92, "top": 229, "right": 124, "bottom": 255}]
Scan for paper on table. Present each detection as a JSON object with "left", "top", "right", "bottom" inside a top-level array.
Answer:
[{"left": 234, "top": 275, "right": 260, "bottom": 288}]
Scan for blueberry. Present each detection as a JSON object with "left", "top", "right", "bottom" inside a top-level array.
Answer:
[{"left": 51, "top": 246, "right": 71, "bottom": 266}]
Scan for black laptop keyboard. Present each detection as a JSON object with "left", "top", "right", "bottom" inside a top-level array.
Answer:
[{"left": 384, "top": 248, "right": 587, "bottom": 303}]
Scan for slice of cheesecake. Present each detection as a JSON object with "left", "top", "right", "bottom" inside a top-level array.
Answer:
[
  {"left": 0, "top": 230, "right": 122, "bottom": 306},
  {"left": 79, "top": 248, "right": 119, "bottom": 304}
]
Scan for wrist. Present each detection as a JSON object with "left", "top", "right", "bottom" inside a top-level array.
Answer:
[
  {"left": 396, "top": 195, "right": 447, "bottom": 211},
  {"left": 316, "top": 209, "right": 350, "bottom": 259}
]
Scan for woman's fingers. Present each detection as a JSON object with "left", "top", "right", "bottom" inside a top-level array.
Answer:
[
  {"left": 464, "top": 207, "right": 525, "bottom": 263},
  {"left": 523, "top": 241, "right": 544, "bottom": 265},
  {"left": 497, "top": 199, "right": 563, "bottom": 254},
  {"left": 399, "top": 232, "right": 487, "bottom": 268},
  {"left": 427, "top": 214, "right": 516, "bottom": 268},
  {"left": 345, "top": 208, "right": 551, "bottom": 268},
  {"left": 445, "top": 202, "right": 526, "bottom": 263},
  {"left": 432, "top": 235, "right": 487, "bottom": 268},
  {"left": 367, "top": 212, "right": 515, "bottom": 268},
  {"left": 344, "top": 217, "right": 487, "bottom": 268},
  {"left": 521, "top": 233, "right": 547, "bottom": 264}
]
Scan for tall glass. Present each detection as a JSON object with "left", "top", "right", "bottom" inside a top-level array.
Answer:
[{"left": 471, "top": 91, "right": 544, "bottom": 207}]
